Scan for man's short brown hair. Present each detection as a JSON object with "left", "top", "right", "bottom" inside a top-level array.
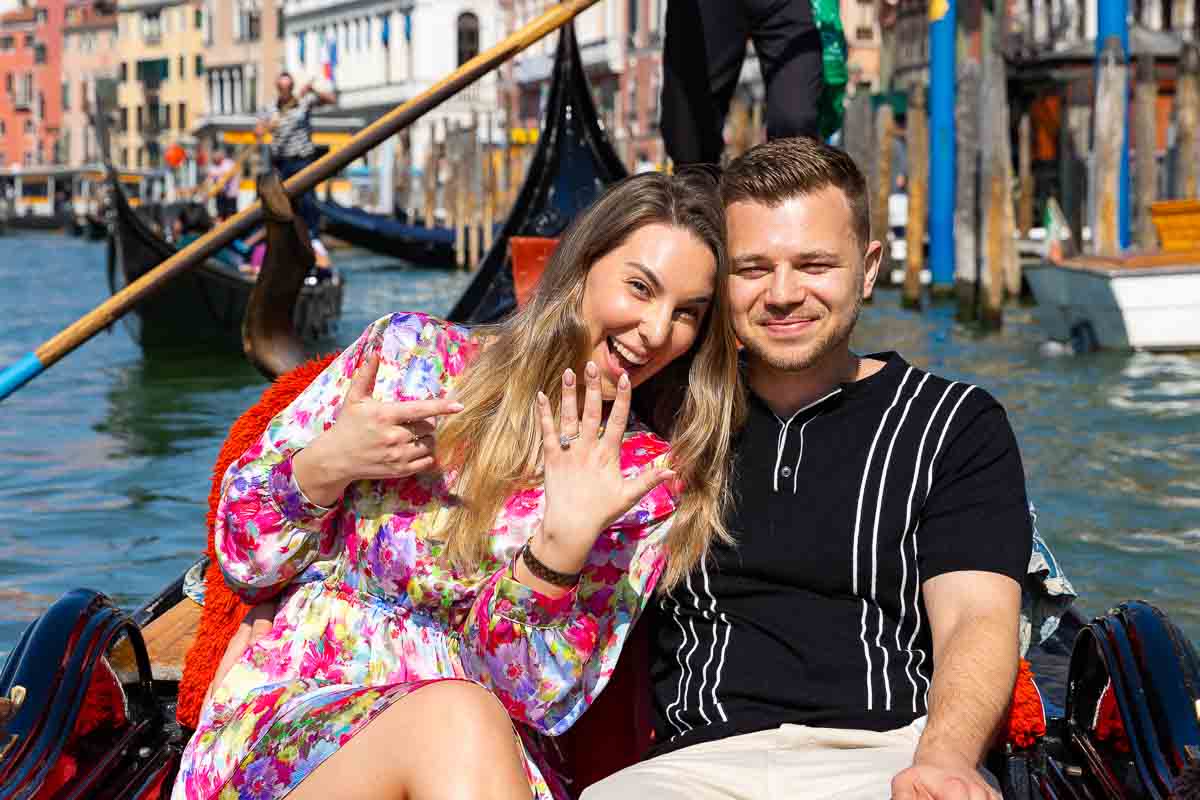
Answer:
[{"left": 720, "top": 137, "right": 872, "bottom": 247}]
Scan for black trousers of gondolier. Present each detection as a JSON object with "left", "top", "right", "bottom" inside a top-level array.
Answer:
[{"left": 661, "top": 0, "right": 825, "bottom": 166}]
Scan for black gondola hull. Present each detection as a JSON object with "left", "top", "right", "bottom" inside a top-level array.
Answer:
[
  {"left": 107, "top": 184, "right": 343, "bottom": 352},
  {"left": 316, "top": 200, "right": 458, "bottom": 268}
]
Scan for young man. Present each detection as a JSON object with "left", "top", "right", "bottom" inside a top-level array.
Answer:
[
  {"left": 208, "top": 148, "right": 240, "bottom": 221},
  {"left": 583, "top": 139, "right": 1032, "bottom": 799}
]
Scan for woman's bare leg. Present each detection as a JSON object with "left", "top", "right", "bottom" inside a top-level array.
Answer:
[{"left": 287, "top": 681, "right": 533, "bottom": 800}]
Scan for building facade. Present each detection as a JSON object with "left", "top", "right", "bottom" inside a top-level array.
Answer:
[
  {"left": 0, "top": 0, "right": 65, "bottom": 167},
  {"left": 113, "top": 0, "right": 207, "bottom": 169},
  {"left": 60, "top": 0, "right": 117, "bottom": 166},
  {"left": 280, "top": 0, "right": 500, "bottom": 210},
  {"left": 201, "top": 0, "right": 285, "bottom": 118}
]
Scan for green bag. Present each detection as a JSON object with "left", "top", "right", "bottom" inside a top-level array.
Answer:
[{"left": 812, "top": 0, "right": 848, "bottom": 139}]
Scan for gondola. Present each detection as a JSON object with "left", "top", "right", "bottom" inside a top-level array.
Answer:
[
  {"left": 7, "top": 21, "right": 1197, "bottom": 800},
  {"left": 314, "top": 199, "right": 459, "bottom": 268},
  {"left": 105, "top": 177, "right": 344, "bottom": 353}
]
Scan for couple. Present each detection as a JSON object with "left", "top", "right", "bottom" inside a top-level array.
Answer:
[{"left": 173, "top": 138, "right": 1031, "bottom": 800}]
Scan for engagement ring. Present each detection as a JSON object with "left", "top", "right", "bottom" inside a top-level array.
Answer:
[{"left": 559, "top": 432, "right": 580, "bottom": 450}]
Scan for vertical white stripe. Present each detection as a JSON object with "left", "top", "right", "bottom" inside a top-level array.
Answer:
[
  {"left": 896, "top": 382, "right": 958, "bottom": 709},
  {"left": 712, "top": 611, "right": 731, "bottom": 723},
  {"left": 870, "top": 372, "right": 929, "bottom": 709},
  {"left": 791, "top": 412, "right": 822, "bottom": 494},
  {"left": 852, "top": 367, "right": 912, "bottom": 709},
  {"left": 906, "top": 384, "right": 977, "bottom": 709},
  {"left": 664, "top": 594, "right": 692, "bottom": 735},
  {"left": 696, "top": 557, "right": 726, "bottom": 723},
  {"left": 680, "top": 573, "right": 705, "bottom": 724},
  {"left": 684, "top": 570, "right": 713, "bottom": 726}
]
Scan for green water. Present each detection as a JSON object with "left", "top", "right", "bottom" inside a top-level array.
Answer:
[{"left": 0, "top": 233, "right": 1196, "bottom": 657}]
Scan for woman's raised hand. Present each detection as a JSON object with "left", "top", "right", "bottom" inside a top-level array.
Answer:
[
  {"left": 533, "top": 362, "right": 675, "bottom": 573},
  {"left": 294, "top": 353, "right": 463, "bottom": 506}
]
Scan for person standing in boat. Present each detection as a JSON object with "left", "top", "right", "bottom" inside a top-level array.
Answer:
[
  {"left": 171, "top": 171, "right": 744, "bottom": 800},
  {"left": 584, "top": 139, "right": 1031, "bottom": 800},
  {"left": 659, "top": 0, "right": 824, "bottom": 167},
  {"left": 256, "top": 72, "right": 336, "bottom": 268},
  {"left": 207, "top": 147, "right": 241, "bottom": 221}
]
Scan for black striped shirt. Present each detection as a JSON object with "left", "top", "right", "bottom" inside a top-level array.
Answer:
[{"left": 648, "top": 352, "right": 1032, "bottom": 755}]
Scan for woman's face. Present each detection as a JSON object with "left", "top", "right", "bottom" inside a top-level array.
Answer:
[{"left": 579, "top": 222, "right": 717, "bottom": 399}]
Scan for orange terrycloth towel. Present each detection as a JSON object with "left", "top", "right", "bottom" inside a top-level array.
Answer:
[{"left": 176, "top": 354, "right": 337, "bottom": 730}]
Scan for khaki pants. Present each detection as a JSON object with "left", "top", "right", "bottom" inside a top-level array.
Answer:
[{"left": 580, "top": 718, "right": 929, "bottom": 800}]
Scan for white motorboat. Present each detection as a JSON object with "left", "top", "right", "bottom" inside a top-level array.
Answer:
[{"left": 1024, "top": 255, "right": 1200, "bottom": 351}]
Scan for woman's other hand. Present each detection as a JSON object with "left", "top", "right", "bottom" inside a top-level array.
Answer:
[
  {"left": 203, "top": 601, "right": 277, "bottom": 705},
  {"left": 293, "top": 353, "right": 464, "bottom": 506},
  {"left": 531, "top": 362, "right": 675, "bottom": 575}
]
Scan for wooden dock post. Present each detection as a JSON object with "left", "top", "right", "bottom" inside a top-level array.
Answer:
[
  {"left": 872, "top": 103, "right": 895, "bottom": 285},
  {"left": 1134, "top": 54, "right": 1159, "bottom": 248},
  {"left": 1018, "top": 112, "right": 1034, "bottom": 234},
  {"left": 843, "top": 90, "right": 875, "bottom": 184},
  {"left": 422, "top": 121, "right": 438, "bottom": 230},
  {"left": 1178, "top": 44, "right": 1200, "bottom": 199},
  {"left": 903, "top": 86, "right": 928, "bottom": 310},
  {"left": 467, "top": 114, "right": 481, "bottom": 269},
  {"left": 483, "top": 112, "right": 495, "bottom": 254},
  {"left": 980, "top": 51, "right": 1008, "bottom": 327},
  {"left": 1092, "top": 36, "right": 1127, "bottom": 256},
  {"left": 955, "top": 57, "right": 981, "bottom": 319},
  {"left": 454, "top": 124, "right": 468, "bottom": 269}
]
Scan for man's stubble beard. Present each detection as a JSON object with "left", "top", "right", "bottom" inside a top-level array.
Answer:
[{"left": 739, "top": 289, "right": 865, "bottom": 374}]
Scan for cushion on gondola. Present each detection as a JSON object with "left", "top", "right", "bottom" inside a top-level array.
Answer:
[
  {"left": 510, "top": 236, "right": 558, "bottom": 306},
  {"left": 176, "top": 353, "right": 338, "bottom": 730}
]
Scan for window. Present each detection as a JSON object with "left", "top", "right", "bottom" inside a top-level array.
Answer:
[
  {"left": 0, "top": 36, "right": 12, "bottom": 51},
  {"left": 23, "top": 34, "right": 32, "bottom": 46},
  {"left": 136, "top": 105, "right": 143, "bottom": 132},
  {"left": 0, "top": 120, "right": 5, "bottom": 135},
  {"left": 237, "top": 0, "right": 261, "bottom": 41},
  {"left": 62, "top": 80, "right": 69, "bottom": 109},
  {"left": 177, "top": 101, "right": 186, "bottom": 128},
  {"left": 195, "top": 55, "right": 203, "bottom": 76},
  {"left": 23, "top": 119, "right": 33, "bottom": 134},
  {"left": 276, "top": 7, "right": 284, "bottom": 38},
  {"left": 163, "top": 104, "right": 171, "bottom": 129},
  {"left": 5, "top": 73, "right": 11, "bottom": 95},
  {"left": 855, "top": 25, "right": 873, "bottom": 41},
  {"left": 35, "top": 9, "right": 46, "bottom": 24},
  {"left": 456, "top": 12, "right": 479, "bottom": 66},
  {"left": 34, "top": 43, "right": 45, "bottom": 64},
  {"left": 141, "top": 10, "right": 162, "bottom": 42},
  {"left": 119, "top": 62, "right": 128, "bottom": 82},
  {"left": 195, "top": 8, "right": 203, "bottom": 29},
  {"left": 38, "top": 91, "right": 44, "bottom": 119},
  {"left": 178, "top": 56, "right": 184, "bottom": 78},
  {"left": 15, "top": 73, "right": 32, "bottom": 108},
  {"left": 627, "top": 0, "right": 639, "bottom": 41}
]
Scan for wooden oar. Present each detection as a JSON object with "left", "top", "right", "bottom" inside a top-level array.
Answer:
[{"left": 0, "top": 0, "right": 601, "bottom": 402}]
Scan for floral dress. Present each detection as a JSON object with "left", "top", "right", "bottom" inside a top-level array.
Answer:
[{"left": 171, "top": 312, "right": 678, "bottom": 800}]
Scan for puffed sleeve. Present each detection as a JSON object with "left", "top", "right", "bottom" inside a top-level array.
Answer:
[
  {"left": 457, "top": 440, "right": 677, "bottom": 735},
  {"left": 215, "top": 311, "right": 466, "bottom": 603}
]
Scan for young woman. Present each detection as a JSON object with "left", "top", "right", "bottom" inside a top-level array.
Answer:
[{"left": 172, "top": 171, "right": 744, "bottom": 800}]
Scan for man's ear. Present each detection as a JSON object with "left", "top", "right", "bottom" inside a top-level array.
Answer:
[{"left": 862, "top": 240, "right": 884, "bottom": 299}]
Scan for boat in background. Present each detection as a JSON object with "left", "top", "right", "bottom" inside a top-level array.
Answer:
[
  {"left": 106, "top": 177, "right": 344, "bottom": 352},
  {"left": 1025, "top": 254, "right": 1200, "bottom": 351},
  {"left": 315, "top": 199, "right": 459, "bottom": 268}
]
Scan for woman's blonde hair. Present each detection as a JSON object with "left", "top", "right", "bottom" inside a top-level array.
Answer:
[{"left": 436, "top": 170, "right": 745, "bottom": 592}]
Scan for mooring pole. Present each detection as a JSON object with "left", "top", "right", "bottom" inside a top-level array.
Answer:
[
  {"left": 1097, "top": 0, "right": 1130, "bottom": 249},
  {"left": 929, "top": 0, "right": 956, "bottom": 291}
]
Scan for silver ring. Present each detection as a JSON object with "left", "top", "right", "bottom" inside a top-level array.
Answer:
[{"left": 559, "top": 432, "right": 581, "bottom": 450}]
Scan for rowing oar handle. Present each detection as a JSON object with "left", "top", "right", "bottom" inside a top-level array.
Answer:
[{"left": 0, "top": 0, "right": 602, "bottom": 402}]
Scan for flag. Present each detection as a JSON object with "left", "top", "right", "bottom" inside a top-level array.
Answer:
[
  {"left": 403, "top": 11, "right": 412, "bottom": 42},
  {"left": 297, "top": 32, "right": 306, "bottom": 65},
  {"left": 381, "top": 15, "right": 389, "bottom": 47},
  {"left": 321, "top": 33, "right": 338, "bottom": 84}
]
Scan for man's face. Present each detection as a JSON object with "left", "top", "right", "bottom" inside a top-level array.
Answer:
[
  {"left": 277, "top": 77, "right": 294, "bottom": 99},
  {"left": 726, "top": 187, "right": 881, "bottom": 372}
]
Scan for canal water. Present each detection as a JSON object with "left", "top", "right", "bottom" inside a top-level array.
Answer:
[{"left": 0, "top": 233, "right": 1197, "bottom": 658}]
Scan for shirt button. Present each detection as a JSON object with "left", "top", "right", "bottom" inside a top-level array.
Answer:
[{"left": 780, "top": 466, "right": 793, "bottom": 478}]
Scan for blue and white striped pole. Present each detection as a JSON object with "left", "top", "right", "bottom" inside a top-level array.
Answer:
[{"left": 928, "top": 0, "right": 956, "bottom": 289}]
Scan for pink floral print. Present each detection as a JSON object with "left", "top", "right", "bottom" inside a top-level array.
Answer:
[{"left": 171, "top": 312, "right": 678, "bottom": 800}]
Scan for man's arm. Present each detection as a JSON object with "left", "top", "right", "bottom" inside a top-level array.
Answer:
[{"left": 892, "top": 569, "right": 1019, "bottom": 800}]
